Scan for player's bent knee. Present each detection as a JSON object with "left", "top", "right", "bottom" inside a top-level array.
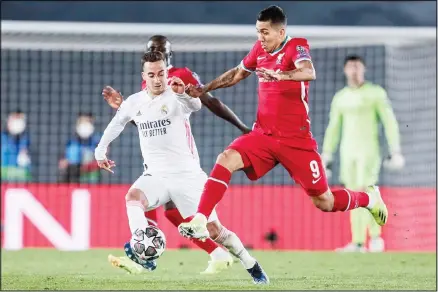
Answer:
[
  {"left": 311, "top": 191, "right": 334, "bottom": 212},
  {"left": 125, "top": 188, "right": 149, "bottom": 208},
  {"left": 216, "top": 149, "right": 244, "bottom": 172}
]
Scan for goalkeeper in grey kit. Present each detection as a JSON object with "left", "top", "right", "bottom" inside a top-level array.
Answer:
[{"left": 322, "top": 55, "right": 405, "bottom": 252}]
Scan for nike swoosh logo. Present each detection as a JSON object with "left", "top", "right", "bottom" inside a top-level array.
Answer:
[
  {"left": 312, "top": 177, "right": 322, "bottom": 184},
  {"left": 257, "top": 56, "right": 266, "bottom": 60}
]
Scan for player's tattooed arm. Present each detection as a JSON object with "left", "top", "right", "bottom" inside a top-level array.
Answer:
[
  {"left": 257, "top": 60, "right": 316, "bottom": 81},
  {"left": 203, "top": 67, "right": 252, "bottom": 93},
  {"left": 185, "top": 67, "right": 251, "bottom": 99},
  {"left": 281, "top": 60, "right": 316, "bottom": 81},
  {"left": 199, "top": 92, "right": 251, "bottom": 134}
]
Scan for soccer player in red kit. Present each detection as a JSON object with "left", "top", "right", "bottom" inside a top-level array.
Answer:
[
  {"left": 178, "top": 5, "right": 388, "bottom": 243},
  {"left": 102, "top": 36, "right": 262, "bottom": 277}
]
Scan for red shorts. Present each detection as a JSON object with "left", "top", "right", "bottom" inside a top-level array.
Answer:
[{"left": 227, "top": 131, "right": 329, "bottom": 197}]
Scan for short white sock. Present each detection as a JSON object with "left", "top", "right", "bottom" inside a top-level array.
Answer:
[
  {"left": 214, "top": 228, "right": 256, "bottom": 269},
  {"left": 126, "top": 201, "right": 149, "bottom": 234},
  {"left": 209, "top": 247, "right": 230, "bottom": 261}
]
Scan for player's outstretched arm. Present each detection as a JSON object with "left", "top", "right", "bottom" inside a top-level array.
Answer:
[
  {"left": 199, "top": 92, "right": 251, "bottom": 134},
  {"left": 102, "top": 86, "right": 137, "bottom": 127},
  {"left": 257, "top": 60, "right": 316, "bottom": 82},
  {"left": 202, "top": 67, "right": 252, "bottom": 94},
  {"left": 94, "top": 100, "right": 133, "bottom": 171},
  {"left": 171, "top": 77, "right": 202, "bottom": 112}
]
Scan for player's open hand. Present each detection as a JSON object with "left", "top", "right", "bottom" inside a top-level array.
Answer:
[
  {"left": 185, "top": 84, "right": 203, "bottom": 98},
  {"left": 256, "top": 68, "right": 282, "bottom": 81},
  {"left": 102, "top": 86, "right": 123, "bottom": 109},
  {"left": 169, "top": 77, "right": 185, "bottom": 94},
  {"left": 97, "top": 158, "right": 116, "bottom": 173}
]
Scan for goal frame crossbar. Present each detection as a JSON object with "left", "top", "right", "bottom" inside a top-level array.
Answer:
[{"left": 2, "top": 20, "right": 436, "bottom": 52}]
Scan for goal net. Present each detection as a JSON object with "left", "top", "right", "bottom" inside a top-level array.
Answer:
[{"left": 1, "top": 21, "right": 436, "bottom": 251}]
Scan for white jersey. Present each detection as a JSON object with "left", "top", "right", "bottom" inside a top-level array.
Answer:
[{"left": 95, "top": 88, "right": 203, "bottom": 174}]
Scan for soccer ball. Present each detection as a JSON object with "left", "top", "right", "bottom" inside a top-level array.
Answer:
[{"left": 130, "top": 226, "right": 166, "bottom": 261}]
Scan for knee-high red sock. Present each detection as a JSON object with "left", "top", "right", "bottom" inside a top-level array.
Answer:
[
  {"left": 144, "top": 210, "right": 158, "bottom": 226},
  {"left": 197, "top": 164, "right": 232, "bottom": 217},
  {"left": 331, "top": 188, "right": 370, "bottom": 211},
  {"left": 164, "top": 208, "right": 218, "bottom": 254}
]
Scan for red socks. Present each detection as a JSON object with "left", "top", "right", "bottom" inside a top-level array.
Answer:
[
  {"left": 197, "top": 164, "right": 232, "bottom": 217},
  {"left": 164, "top": 208, "right": 218, "bottom": 254},
  {"left": 144, "top": 210, "right": 158, "bottom": 226},
  {"left": 332, "top": 189, "right": 370, "bottom": 211}
]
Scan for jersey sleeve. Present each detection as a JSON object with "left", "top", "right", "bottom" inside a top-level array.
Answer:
[
  {"left": 94, "top": 95, "right": 136, "bottom": 161},
  {"left": 182, "top": 67, "right": 203, "bottom": 86},
  {"left": 239, "top": 41, "right": 260, "bottom": 73},
  {"left": 175, "top": 92, "right": 202, "bottom": 114},
  {"left": 290, "top": 38, "right": 312, "bottom": 66},
  {"left": 374, "top": 86, "right": 401, "bottom": 154}
]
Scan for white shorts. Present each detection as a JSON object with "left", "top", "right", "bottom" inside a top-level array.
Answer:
[{"left": 129, "top": 171, "right": 218, "bottom": 223}]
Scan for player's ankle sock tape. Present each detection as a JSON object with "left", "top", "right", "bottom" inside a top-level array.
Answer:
[
  {"left": 197, "top": 164, "right": 231, "bottom": 217},
  {"left": 214, "top": 227, "right": 256, "bottom": 269},
  {"left": 332, "top": 189, "right": 370, "bottom": 211}
]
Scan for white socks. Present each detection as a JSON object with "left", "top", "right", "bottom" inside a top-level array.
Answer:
[
  {"left": 214, "top": 227, "right": 256, "bottom": 269},
  {"left": 126, "top": 201, "right": 149, "bottom": 234}
]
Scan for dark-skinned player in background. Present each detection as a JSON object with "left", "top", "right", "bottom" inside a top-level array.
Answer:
[
  {"left": 178, "top": 6, "right": 388, "bottom": 248},
  {"left": 102, "top": 36, "right": 262, "bottom": 277}
]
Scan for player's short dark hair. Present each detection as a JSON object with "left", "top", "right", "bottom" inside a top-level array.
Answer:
[
  {"left": 344, "top": 55, "right": 366, "bottom": 66},
  {"left": 78, "top": 112, "right": 94, "bottom": 119},
  {"left": 10, "top": 109, "right": 24, "bottom": 115},
  {"left": 148, "top": 35, "right": 169, "bottom": 45},
  {"left": 141, "top": 51, "right": 166, "bottom": 68},
  {"left": 257, "top": 5, "right": 287, "bottom": 26}
]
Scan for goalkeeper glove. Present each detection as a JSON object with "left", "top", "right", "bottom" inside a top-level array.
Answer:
[{"left": 383, "top": 152, "right": 405, "bottom": 171}]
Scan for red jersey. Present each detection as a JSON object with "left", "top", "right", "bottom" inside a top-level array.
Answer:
[
  {"left": 240, "top": 36, "right": 316, "bottom": 149},
  {"left": 141, "top": 65, "right": 202, "bottom": 90}
]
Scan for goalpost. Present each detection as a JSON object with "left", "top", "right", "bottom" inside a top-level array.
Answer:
[{"left": 1, "top": 20, "right": 436, "bottom": 188}]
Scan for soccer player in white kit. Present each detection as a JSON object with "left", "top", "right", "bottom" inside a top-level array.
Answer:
[{"left": 94, "top": 51, "right": 268, "bottom": 284}]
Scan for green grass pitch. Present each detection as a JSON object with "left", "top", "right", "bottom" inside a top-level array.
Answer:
[{"left": 1, "top": 249, "right": 436, "bottom": 290}]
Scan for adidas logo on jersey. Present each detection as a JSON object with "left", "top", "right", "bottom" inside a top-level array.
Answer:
[{"left": 136, "top": 111, "right": 142, "bottom": 116}]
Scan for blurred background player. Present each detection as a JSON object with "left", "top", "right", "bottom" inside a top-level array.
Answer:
[
  {"left": 179, "top": 5, "right": 388, "bottom": 241},
  {"left": 97, "top": 51, "right": 267, "bottom": 284},
  {"left": 1, "top": 110, "right": 32, "bottom": 182},
  {"left": 102, "top": 35, "right": 253, "bottom": 274},
  {"left": 321, "top": 55, "right": 405, "bottom": 253},
  {"left": 58, "top": 112, "right": 102, "bottom": 184}
]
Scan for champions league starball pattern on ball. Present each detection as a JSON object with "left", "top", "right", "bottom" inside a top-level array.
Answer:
[{"left": 130, "top": 226, "right": 166, "bottom": 261}]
